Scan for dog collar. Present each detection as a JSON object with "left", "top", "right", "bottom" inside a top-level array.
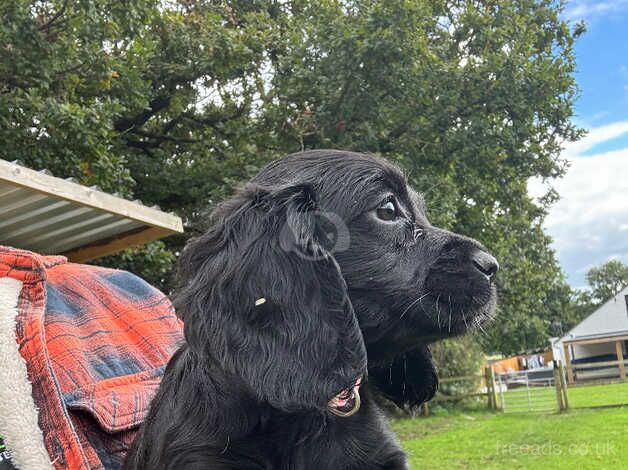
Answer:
[{"left": 328, "top": 377, "right": 362, "bottom": 418}]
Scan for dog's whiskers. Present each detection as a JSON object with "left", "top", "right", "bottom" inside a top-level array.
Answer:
[
  {"left": 399, "top": 293, "right": 430, "bottom": 319},
  {"left": 447, "top": 309, "right": 452, "bottom": 334},
  {"left": 435, "top": 294, "right": 442, "bottom": 331},
  {"left": 472, "top": 314, "right": 490, "bottom": 338},
  {"left": 417, "top": 293, "right": 435, "bottom": 325},
  {"left": 447, "top": 295, "right": 453, "bottom": 333},
  {"left": 221, "top": 435, "right": 230, "bottom": 454}
]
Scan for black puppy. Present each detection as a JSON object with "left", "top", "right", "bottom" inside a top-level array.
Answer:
[{"left": 124, "top": 150, "right": 498, "bottom": 469}]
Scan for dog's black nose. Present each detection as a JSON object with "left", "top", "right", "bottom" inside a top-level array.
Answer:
[{"left": 472, "top": 250, "right": 499, "bottom": 280}]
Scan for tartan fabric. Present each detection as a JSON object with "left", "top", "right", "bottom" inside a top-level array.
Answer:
[{"left": 0, "top": 246, "right": 184, "bottom": 470}]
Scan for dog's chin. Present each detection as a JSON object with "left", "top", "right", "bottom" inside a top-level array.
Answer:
[{"left": 418, "top": 288, "right": 497, "bottom": 339}]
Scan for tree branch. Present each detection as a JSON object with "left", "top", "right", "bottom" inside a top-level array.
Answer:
[
  {"left": 114, "top": 95, "right": 172, "bottom": 133},
  {"left": 38, "top": 0, "right": 69, "bottom": 32},
  {"left": 133, "top": 129, "right": 199, "bottom": 144}
]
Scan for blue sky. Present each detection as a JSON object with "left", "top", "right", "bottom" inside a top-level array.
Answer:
[{"left": 529, "top": 0, "right": 628, "bottom": 288}]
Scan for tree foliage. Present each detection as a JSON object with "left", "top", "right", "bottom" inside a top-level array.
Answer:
[
  {"left": 585, "top": 260, "right": 628, "bottom": 304},
  {"left": 545, "top": 260, "right": 628, "bottom": 339},
  {"left": 431, "top": 335, "right": 485, "bottom": 397},
  {"left": 1, "top": 0, "right": 585, "bottom": 354}
]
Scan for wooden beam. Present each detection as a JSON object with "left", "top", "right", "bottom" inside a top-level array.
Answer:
[
  {"left": 439, "top": 374, "right": 485, "bottom": 383},
  {"left": 429, "top": 392, "right": 490, "bottom": 402},
  {"left": 488, "top": 366, "right": 498, "bottom": 410},
  {"left": 616, "top": 341, "right": 626, "bottom": 380},
  {"left": 563, "top": 334, "right": 628, "bottom": 346},
  {"left": 484, "top": 367, "right": 493, "bottom": 410},
  {"left": 559, "top": 362, "right": 569, "bottom": 410},
  {"left": 0, "top": 159, "right": 183, "bottom": 233},
  {"left": 570, "top": 359, "right": 628, "bottom": 370},
  {"left": 553, "top": 362, "right": 565, "bottom": 411},
  {"left": 564, "top": 344, "right": 574, "bottom": 384},
  {"left": 62, "top": 226, "right": 175, "bottom": 263}
]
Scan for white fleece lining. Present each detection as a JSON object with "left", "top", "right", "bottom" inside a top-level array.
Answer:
[{"left": 0, "top": 277, "right": 53, "bottom": 470}]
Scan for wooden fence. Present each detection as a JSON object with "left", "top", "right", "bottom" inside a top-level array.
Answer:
[
  {"left": 421, "top": 362, "right": 570, "bottom": 415},
  {"left": 565, "top": 358, "right": 628, "bottom": 384},
  {"left": 420, "top": 367, "right": 498, "bottom": 415},
  {"left": 420, "top": 359, "right": 628, "bottom": 416}
]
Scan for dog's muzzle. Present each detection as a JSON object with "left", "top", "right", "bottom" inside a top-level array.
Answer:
[{"left": 328, "top": 377, "right": 362, "bottom": 417}]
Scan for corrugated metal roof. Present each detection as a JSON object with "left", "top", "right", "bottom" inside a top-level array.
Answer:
[{"left": 0, "top": 159, "right": 183, "bottom": 262}]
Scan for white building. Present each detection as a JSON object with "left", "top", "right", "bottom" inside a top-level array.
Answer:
[{"left": 552, "top": 286, "right": 628, "bottom": 383}]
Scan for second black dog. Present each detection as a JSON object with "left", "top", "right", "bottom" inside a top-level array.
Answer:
[{"left": 124, "top": 150, "right": 498, "bottom": 469}]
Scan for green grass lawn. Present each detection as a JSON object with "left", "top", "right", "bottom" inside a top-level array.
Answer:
[
  {"left": 394, "top": 406, "right": 628, "bottom": 469},
  {"left": 568, "top": 381, "right": 628, "bottom": 408}
]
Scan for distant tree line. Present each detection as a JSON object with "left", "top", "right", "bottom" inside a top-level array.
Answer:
[{"left": 1, "top": 0, "right": 590, "bottom": 356}]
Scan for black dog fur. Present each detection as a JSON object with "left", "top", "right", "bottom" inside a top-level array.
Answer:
[{"left": 124, "top": 150, "right": 498, "bottom": 469}]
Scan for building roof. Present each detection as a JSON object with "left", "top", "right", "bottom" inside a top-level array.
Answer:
[
  {"left": 0, "top": 159, "right": 183, "bottom": 262},
  {"left": 560, "top": 285, "right": 628, "bottom": 344}
]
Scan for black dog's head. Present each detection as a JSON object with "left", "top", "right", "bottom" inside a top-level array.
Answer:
[
  {"left": 252, "top": 150, "right": 498, "bottom": 408},
  {"left": 175, "top": 183, "right": 367, "bottom": 414},
  {"left": 178, "top": 150, "right": 497, "bottom": 412}
]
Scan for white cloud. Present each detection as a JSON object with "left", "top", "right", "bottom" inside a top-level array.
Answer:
[
  {"left": 561, "top": 121, "right": 628, "bottom": 156},
  {"left": 529, "top": 121, "right": 628, "bottom": 286},
  {"left": 565, "top": 0, "right": 628, "bottom": 22}
]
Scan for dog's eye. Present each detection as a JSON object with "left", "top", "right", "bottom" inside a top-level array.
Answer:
[{"left": 376, "top": 200, "right": 399, "bottom": 221}]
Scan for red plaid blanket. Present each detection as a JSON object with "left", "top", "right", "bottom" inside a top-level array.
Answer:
[{"left": 0, "top": 246, "right": 183, "bottom": 470}]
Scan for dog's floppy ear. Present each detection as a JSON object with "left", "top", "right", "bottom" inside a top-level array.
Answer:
[
  {"left": 175, "top": 183, "right": 367, "bottom": 412},
  {"left": 369, "top": 345, "right": 438, "bottom": 410}
]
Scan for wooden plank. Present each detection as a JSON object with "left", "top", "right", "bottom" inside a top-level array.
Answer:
[
  {"left": 430, "top": 392, "right": 488, "bottom": 402},
  {"left": 567, "top": 376, "right": 628, "bottom": 387},
  {"left": 484, "top": 367, "right": 493, "bottom": 410},
  {"left": 438, "top": 374, "right": 484, "bottom": 383},
  {"left": 571, "top": 359, "right": 628, "bottom": 370},
  {"left": 62, "top": 226, "right": 175, "bottom": 263},
  {"left": 554, "top": 362, "right": 565, "bottom": 411},
  {"left": 0, "top": 159, "right": 183, "bottom": 233},
  {"left": 564, "top": 334, "right": 628, "bottom": 346},
  {"left": 616, "top": 341, "right": 626, "bottom": 379},
  {"left": 559, "top": 363, "right": 569, "bottom": 410},
  {"left": 489, "top": 366, "right": 498, "bottom": 410},
  {"left": 564, "top": 345, "right": 574, "bottom": 384}
]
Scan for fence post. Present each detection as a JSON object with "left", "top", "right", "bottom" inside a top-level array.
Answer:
[
  {"left": 525, "top": 371, "right": 532, "bottom": 410},
  {"left": 553, "top": 360, "right": 565, "bottom": 412},
  {"left": 558, "top": 362, "right": 570, "bottom": 410},
  {"left": 484, "top": 366, "right": 497, "bottom": 410},
  {"left": 484, "top": 367, "right": 492, "bottom": 410},
  {"left": 615, "top": 340, "right": 626, "bottom": 380},
  {"left": 563, "top": 344, "right": 575, "bottom": 384},
  {"left": 489, "top": 366, "right": 498, "bottom": 410}
]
